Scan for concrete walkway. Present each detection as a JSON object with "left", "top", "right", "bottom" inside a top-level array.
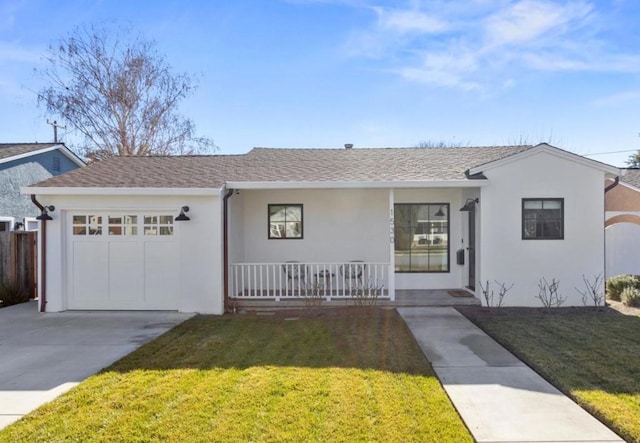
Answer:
[
  {"left": 0, "top": 301, "right": 193, "bottom": 430},
  {"left": 398, "top": 307, "right": 623, "bottom": 443}
]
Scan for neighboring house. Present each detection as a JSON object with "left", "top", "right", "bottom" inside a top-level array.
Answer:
[
  {"left": 0, "top": 143, "right": 84, "bottom": 231},
  {"left": 25, "top": 143, "right": 618, "bottom": 314},
  {"left": 605, "top": 169, "right": 640, "bottom": 279}
]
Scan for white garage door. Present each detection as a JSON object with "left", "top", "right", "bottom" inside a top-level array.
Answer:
[{"left": 67, "top": 212, "right": 180, "bottom": 310}]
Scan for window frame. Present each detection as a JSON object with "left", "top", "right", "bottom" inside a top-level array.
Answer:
[
  {"left": 522, "top": 198, "right": 564, "bottom": 240},
  {"left": 268, "top": 204, "right": 304, "bottom": 240},
  {"left": 394, "top": 203, "right": 450, "bottom": 273}
]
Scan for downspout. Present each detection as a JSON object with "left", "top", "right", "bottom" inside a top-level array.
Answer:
[
  {"left": 30, "top": 195, "right": 47, "bottom": 313},
  {"left": 604, "top": 176, "right": 619, "bottom": 193},
  {"left": 222, "top": 188, "right": 234, "bottom": 313}
]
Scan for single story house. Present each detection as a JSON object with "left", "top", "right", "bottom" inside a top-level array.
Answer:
[
  {"left": 24, "top": 143, "right": 619, "bottom": 314},
  {"left": 605, "top": 169, "right": 640, "bottom": 278},
  {"left": 1, "top": 143, "right": 84, "bottom": 231}
]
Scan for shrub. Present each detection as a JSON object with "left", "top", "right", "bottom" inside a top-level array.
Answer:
[
  {"left": 0, "top": 279, "right": 30, "bottom": 308},
  {"left": 606, "top": 275, "right": 640, "bottom": 301},
  {"left": 535, "top": 277, "right": 565, "bottom": 309},
  {"left": 621, "top": 286, "right": 640, "bottom": 307}
]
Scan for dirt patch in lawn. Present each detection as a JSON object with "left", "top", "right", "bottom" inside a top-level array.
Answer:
[
  {"left": 233, "top": 305, "right": 396, "bottom": 320},
  {"left": 606, "top": 299, "right": 640, "bottom": 317}
]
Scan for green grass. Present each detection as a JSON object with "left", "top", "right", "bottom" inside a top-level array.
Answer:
[
  {"left": 0, "top": 308, "right": 472, "bottom": 442},
  {"left": 459, "top": 307, "right": 640, "bottom": 443}
]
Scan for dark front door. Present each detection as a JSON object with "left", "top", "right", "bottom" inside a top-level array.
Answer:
[{"left": 467, "top": 206, "right": 476, "bottom": 290}]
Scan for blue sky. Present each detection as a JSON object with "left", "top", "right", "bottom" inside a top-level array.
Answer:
[{"left": 1, "top": 0, "right": 639, "bottom": 166}]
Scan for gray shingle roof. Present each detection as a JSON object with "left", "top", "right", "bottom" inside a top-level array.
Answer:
[
  {"left": 0, "top": 143, "right": 61, "bottom": 161},
  {"left": 30, "top": 145, "right": 532, "bottom": 189},
  {"left": 621, "top": 169, "right": 640, "bottom": 188}
]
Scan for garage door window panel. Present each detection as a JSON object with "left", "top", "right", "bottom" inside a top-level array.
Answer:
[
  {"left": 72, "top": 215, "right": 103, "bottom": 236},
  {"left": 144, "top": 215, "right": 174, "bottom": 236},
  {"left": 108, "top": 215, "right": 138, "bottom": 236}
]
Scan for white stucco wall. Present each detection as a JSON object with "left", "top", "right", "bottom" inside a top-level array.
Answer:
[
  {"left": 479, "top": 151, "right": 606, "bottom": 307},
  {"left": 37, "top": 193, "right": 223, "bottom": 314},
  {"left": 237, "top": 188, "right": 390, "bottom": 264}
]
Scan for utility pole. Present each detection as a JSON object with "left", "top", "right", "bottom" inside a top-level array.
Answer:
[{"left": 46, "top": 120, "right": 67, "bottom": 143}]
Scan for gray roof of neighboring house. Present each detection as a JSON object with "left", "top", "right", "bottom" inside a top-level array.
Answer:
[
  {"left": 621, "top": 169, "right": 640, "bottom": 188},
  {"left": 30, "top": 145, "right": 532, "bottom": 189},
  {"left": 0, "top": 143, "right": 61, "bottom": 161}
]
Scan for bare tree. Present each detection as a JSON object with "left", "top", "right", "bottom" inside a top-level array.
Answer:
[
  {"left": 505, "top": 130, "right": 560, "bottom": 147},
  {"left": 416, "top": 140, "right": 469, "bottom": 148},
  {"left": 38, "top": 24, "right": 215, "bottom": 160}
]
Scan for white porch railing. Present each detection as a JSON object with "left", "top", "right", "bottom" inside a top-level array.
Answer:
[{"left": 230, "top": 262, "right": 390, "bottom": 301}]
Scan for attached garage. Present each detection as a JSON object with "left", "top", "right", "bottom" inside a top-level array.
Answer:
[
  {"left": 23, "top": 155, "right": 229, "bottom": 314},
  {"left": 67, "top": 211, "right": 181, "bottom": 310}
]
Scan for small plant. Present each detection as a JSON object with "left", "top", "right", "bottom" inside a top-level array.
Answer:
[
  {"left": 605, "top": 275, "right": 640, "bottom": 301},
  {"left": 302, "top": 282, "right": 324, "bottom": 308},
  {"left": 621, "top": 286, "right": 640, "bottom": 307},
  {"left": 535, "top": 277, "right": 565, "bottom": 310},
  {"left": 576, "top": 274, "right": 605, "bottom": 308},
  {"left": 479, "top": 280, "right": 513, "bottom": 308},
  {"left": 350, "top": 281, "right": 382, "bottom": 307},
  {"left": 0, "top": 279, "right": 30, "bottom": 308}
]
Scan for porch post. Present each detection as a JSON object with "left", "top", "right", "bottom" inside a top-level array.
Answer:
[{"left": 389, "top": 188, "right": 395, "bottom": 301}]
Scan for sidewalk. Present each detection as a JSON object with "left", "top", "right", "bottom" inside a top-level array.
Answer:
[{"left": 398, "top": 307, "right": 623, "bottom": 443}]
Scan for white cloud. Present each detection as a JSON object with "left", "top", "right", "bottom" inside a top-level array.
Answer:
[
  {"left": 394, "top": 48, "right": 482, "bottom": 91},
  {"left": 522, "top": 51, "right": 640, "bottom": 72},
  {"left": 484, "top": 0, "right": 593, "bottom": 47},
  {"left": 342, "top": 0, "right": 639, "bottom": 91},
  {"left": 373, "top": 7, "right": 449, "bottom": 34}
]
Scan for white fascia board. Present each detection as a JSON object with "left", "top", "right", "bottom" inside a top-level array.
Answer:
[
  {"left": 21, "top": 186, "right": 221, "bottom": 196},
  {"left": 468, "top": 144, "right": 620, "bottom": 176},
  {"left": 614, "top": 178, "right": 640, "bottom": 193},
  {"left": 0, "top": 145, "right": 86, "bottom": 167},
  {"left": 226, "top": 180, "right": 486, "bottom": 190},
  {"left": 56, "top": 145, "right": 86, "bottom": 167}
]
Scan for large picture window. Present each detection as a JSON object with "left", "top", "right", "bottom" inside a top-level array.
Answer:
[
  {"left": 394, "top": 203, "right": 449, "bottom": 272},
  {"left": 522, "top": 198, "right": 564, "bottom": 240},
  {"left": 268, "top": 204, "right": 303, "bottom": 239}
]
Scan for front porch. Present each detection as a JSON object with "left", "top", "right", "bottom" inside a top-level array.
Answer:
[{"left": 230, "top": 262, "right": 391, "bottom": 301}]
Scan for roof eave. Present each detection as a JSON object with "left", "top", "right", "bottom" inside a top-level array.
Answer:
[
  {"left": 468, "top": 143, "right": 620, "bottom": 176},
  {"left": 22, "top": 186, "right": 222, "bottom": 196},
  {"left": 226, "top": 180, "right": 487, "bottom": 190},
  {"left": 0, "top": 144, "right": 86, "bottom": 167}
]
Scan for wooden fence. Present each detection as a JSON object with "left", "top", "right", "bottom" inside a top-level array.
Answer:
[{"left": 0, "top": 231, "right": 38, "bottom": 298}]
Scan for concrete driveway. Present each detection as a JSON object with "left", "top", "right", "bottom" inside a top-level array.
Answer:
[{"left": 0, "top": 301, "right": 193, "bottom": 430}]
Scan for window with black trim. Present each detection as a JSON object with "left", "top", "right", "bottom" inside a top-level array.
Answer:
[
  {"left": 268, "top": 204, "right": 303, "bottom": 239},
  {"left": 394, "top": 203, "right": 449, "bottom": 272},
  {"left": 522, "top": 198, "right": 564, "bottom": 240}
]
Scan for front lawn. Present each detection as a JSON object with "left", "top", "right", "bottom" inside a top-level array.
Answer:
[
  {"left": 0, "top": 308, "right": 472, "bottom": 442},
  {"left": 459, "top": 307, "right": 640, "bottom": 443}
]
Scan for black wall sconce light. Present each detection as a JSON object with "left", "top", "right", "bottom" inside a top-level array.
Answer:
[
  {"left": 460, "top": 198, "right": 479, "bottom": 212},
  {"left": 175, "top": 206, "right": 190, "bottom": 221},
  {"left": 36, "top": 205, "right": 55, "bottom": 221}
]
